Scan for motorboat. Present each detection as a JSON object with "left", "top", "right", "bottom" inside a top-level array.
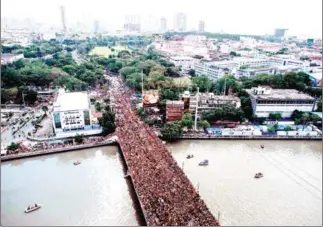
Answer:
[
  {"left": 24, "top": 204, "right": 41, "bottom": 213},
  {"left": 261, "top": 145, "right": 264, "bottom": 149},
  {"left": 254, "top": 173, "right": 264, "bottom": 179},
  {"left": 73, "top": 161, "right": 81, "bottom": 165},
  {"left": 186, "top": 154, "right": 194, "bottom": 159},
  {"left": 198, "top": 159, "right": 209, "bottom": 166}
]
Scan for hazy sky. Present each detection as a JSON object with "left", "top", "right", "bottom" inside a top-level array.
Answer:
[{"left": 1, "top": 0, "right": 322, "bottom": 38}]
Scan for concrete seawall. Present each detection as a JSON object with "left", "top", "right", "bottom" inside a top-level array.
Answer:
[
  {"left": 178, "top": 135, "right": 322, "bottom": 140},
  {"left": 1, "top": 141, "right": 117, "bottom": 162}
]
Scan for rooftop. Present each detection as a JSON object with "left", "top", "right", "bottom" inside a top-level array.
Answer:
[
  {"left": 166, "top": 100, "right": 184, "bottom": 105},
  {"left": 1, "top": 53, "right": 23, "bottom": 59},
  {"left": 245, "top": 88, "right": 315, "bottom": 101},
  {"left": 54, "top": 90, "right": 90, "bottom": 111}
]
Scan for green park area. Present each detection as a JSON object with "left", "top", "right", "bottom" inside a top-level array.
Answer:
[{"left": 89, "top": 46, "right": 131, "bottom": 58}]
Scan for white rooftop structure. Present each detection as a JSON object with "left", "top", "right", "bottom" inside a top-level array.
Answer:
[{"left": 53, "top": 89, "right": 90, "bottom": 112}]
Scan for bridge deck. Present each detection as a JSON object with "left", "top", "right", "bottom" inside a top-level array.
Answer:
[{"left": 111, "top": 77, "right": 219, "bottom": 226}]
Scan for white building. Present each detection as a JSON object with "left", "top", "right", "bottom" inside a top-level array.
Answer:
[
  {"left": 188, "top": 92, "right": 241, "bottom": 115},
  {"left": 1, "top": 53, "right": 24, "bottom": 65},
  {"left": 52, "top": 89, "right": 92, "bottom": 134},
  {"left": 246, "top": 86, "right": 315, "bottom": 118},
  {"left": 160, "top": 17, "right": 167, "bottom": 33},
  {"left": 174, "top": 12, "right": 187, "bottom": 31},
  {"left": 198, "top": 20, "right": 205, "bottom": 33},
  {"left": 169, "top": 56, "right": 194, "bottom": 70}
]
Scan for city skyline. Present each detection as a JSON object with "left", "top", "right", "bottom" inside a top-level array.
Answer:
[{"left": 1, "top": 0, "right": 322, "bottom": 38}]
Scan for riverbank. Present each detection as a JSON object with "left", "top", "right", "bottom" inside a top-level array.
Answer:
[
  {"left": 179, "top": 134, "right": 322, "bottom": 140},
  {"left": 1, "top": 141, "right": 117, "bottom": 162}
]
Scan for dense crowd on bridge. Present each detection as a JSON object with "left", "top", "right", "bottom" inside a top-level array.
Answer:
[{"left": 109, "top": 76, "right": 220, "bottom": 226}]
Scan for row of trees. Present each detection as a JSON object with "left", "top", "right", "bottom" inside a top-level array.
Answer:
[{"left": 160, "top": 113, "right": 211, "bottom": 140}]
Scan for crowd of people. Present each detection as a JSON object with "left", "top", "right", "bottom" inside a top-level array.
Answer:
[{"left": 109, "top": 76, "right": 220, "bottom": 226}]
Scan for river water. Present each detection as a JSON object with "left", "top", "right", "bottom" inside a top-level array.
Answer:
[
  {"left": 1, "top": 141, "right": 322, "bottom": 226},
  {"left": 167, "top": 140, "right": 322, "bottom": 226},
  {"left": 1, "top": 147, "right": 140, "bottom": 226}
]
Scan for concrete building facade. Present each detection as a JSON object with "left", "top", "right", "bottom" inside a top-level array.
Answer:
[{"left": 246, "top": 86, "right": 315, "bottom": 118}]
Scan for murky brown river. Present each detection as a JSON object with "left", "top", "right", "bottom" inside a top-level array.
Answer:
[
  {"left": 1, "top": 147, "right": 140, "bottom": 226},
  {"left": 167, "top": 140, "right": 322, "bottom": 226},
  {"left": 1, "top": 140, "right": 322, "bottom": 226}
]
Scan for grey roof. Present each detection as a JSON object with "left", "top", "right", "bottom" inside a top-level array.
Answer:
[{"left": 245, "top": 89, "right": 315, "bottom": 101}]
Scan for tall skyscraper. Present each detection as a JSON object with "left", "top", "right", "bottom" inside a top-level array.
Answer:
[
  {"left": 160, "top": 17, "right": 167, "bottom": 33},
  {"left": 174, "top": 12, "right": 187, "bottom": 32},
  {"left": 198, "top": 20, "right": 205, "bottom": 33},
  {"left": 60, "top": 6, "right": 67, "bottom": 32},
  {"left": 124, "top": 15, "right": 141, "bottom": 33},
  {"left": 274, "top": 28, "right": 288, "bottom": 38},
  {"left": 94, "top": 20, "right": 99, "bottom": 33}
]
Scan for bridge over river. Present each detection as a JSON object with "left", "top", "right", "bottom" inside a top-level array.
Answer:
[{"left": 109, "top": 76, "right": 220, "bottom": 226}]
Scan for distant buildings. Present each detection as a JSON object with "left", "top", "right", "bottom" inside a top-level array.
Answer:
[
  {"left": 198, "top": 20, "right": 205, "bottom": 33},
  {"left": 93, "top": 20, "right": 99, "bottom": 34},
  {"left": 52, "top": 89, "right": 92, "bottom": 134},
  {"left": 194, "top": 57, "right": 307, "bottom": 81},
  {"left": 245, "top": 86, "right": 315, "bottom": 118},
  {"left": 166, "top": 100, "right": 184, "bottom": 122},
  {"left": 60, "top": 6, "right": 67, "bottom": 33},
  {"left": 1, "top": 53, "right": 24, "bottom": 65},
  {"left": 124, "top": 15, "right": 141, "bottom": 33},
  {"left": 160, "top": 17, "right": 167, "bottom": 33},
  {"left": 174, "top": 13, "right": 187, "bottom": 32},
  {"left": 274, "top": 28, "right": 288, "bottom": 38},
  {"left": 169, "top": 56, "right": 195, "bottom": 71}
]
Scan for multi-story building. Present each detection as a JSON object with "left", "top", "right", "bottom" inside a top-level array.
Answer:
[
  {"left": 245, "top": 86, "right": 315, "bottom": 118},
  {"left": 195, "top": 57, "right": 307, "bottom": 80},
  {"left": 166, "top": 100, "right": 184, "bottom": 121},
  {"left": 188, "top": 93, "right": 241, "bottom": 115},
  {"left": 274, "top": 28, "right": 288, "bottom": 38},
  {"left": 52, "top": 89, "right": 92, "bottom": 133},
  {"left": 124, "top": 15, "right": 141, "bottom": 33},
  {"left": 198, "top": 20, "right": 205, "bottom": 33},
  {"left": 1, "top": 53, "right": 24, "bottom": 65},
  {"left": 160, "top": 17, "right": 167, "bottom": 33},
  {"left": 169, "top": 56, "right": 195, "bottom": 71},
  {"left": 174, "top": 12, "right": 187, "bottom": 32}
]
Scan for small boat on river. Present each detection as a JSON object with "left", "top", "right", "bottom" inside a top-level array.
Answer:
[
  {"left": 199, "top": 159, "right": 209, "bottom": 166},
  {"left": 186, "top": 154, "right": 194, "bottom": 159},
  {"left": 254, "top": 173, "right": 264, "bottom": 179},
  {"left": 261, "top": 145, "right": 264, "bottom": 149},
  {"left": 73, "top": 161, "right": 81, "bottom": 165},
  {"left": 25, "top": 204, "right": 41, "bottom": 213}
]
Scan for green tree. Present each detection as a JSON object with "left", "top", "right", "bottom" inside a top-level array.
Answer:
[
  {"left": 188, "top": 69, "right": 196, "bottom": 77},
  {"left": 74, "top": 134, "right": 84, "bottom": 144},
  {"left": 62, "top": 65, "right": 77, "bottom": 75},
  {"left": 268, "top": 112, "right": 282, "bottom": 120},
  {"left": 160, "top": 121, "right": 183, "bottom": 141},
  {"left": 284, "top": 126, "right": 293, "bottom": 131},
  {"left": 98, "top": 110, "right": 116, "bottom": 136},
  {"left": 267, "top": 126, "right": 276, "bottom": 133},
  {"left": 198, "top": 120, "right": 211, "bottom": 128},
  {"left": 181, "top": 113, "right": 193, "bottom": 129},
  {"left": 192, "top": 76, "right": 212, "bottom": 92},
  {"left": 95, "top": 102, "right": 102, "bottom": 112},
  {"left": 7, "top": 142, "right": 20, "bottom": 151},
  {"left": 42, "top": 105, "right": 48, "bottom": 115}
]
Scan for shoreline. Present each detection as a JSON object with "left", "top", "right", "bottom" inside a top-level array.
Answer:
[
  {"left": 178, "top": 134, "right": 322, "bottom": 140},
  {"left": 1, "top": 141, "right": 117, "bottom": 162}
]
